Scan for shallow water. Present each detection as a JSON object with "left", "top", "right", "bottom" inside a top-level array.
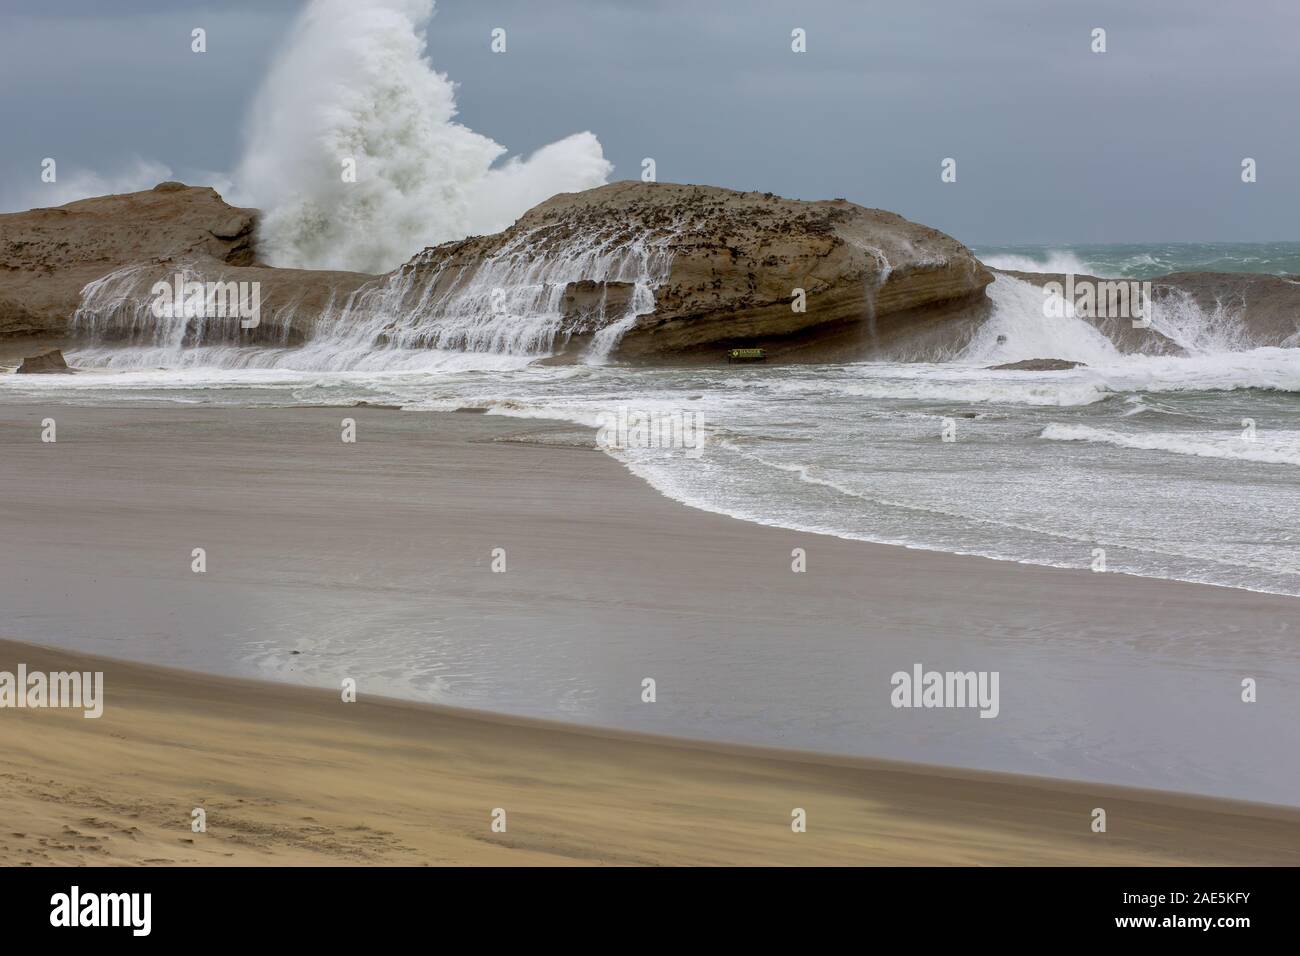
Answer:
[{"left": 10, "top": 335, "right": 1300, "bottom": 598}]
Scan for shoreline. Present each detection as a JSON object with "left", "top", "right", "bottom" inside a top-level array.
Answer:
[
  {"left": 1, "top": 402, "right": 1298, "bottom": 810},
  {"left": 11, "top": 359, "right": 1300, "bottom": 603},
  {"left": 610, "top": 445, "right": 1300, "bottom": 603},
  {"left": 9, "top": 632, "right": 1299, "bottom": 819},
  {"left": 4, "top": 635, "right": 1299, "bottom": 865}
]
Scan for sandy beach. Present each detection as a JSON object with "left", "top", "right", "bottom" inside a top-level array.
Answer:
[
  {"left": 1, "top": 401, "right": 1299, "bottom": 863},
  {"left": 2, "top": 0, "right": 1297, "bottom": 886},
  {"left": 2, "top": 635, "right": 1298, "bottom": 866},
  {"left": 2, "top": 403, "right": 1298, "bottom": 802}
]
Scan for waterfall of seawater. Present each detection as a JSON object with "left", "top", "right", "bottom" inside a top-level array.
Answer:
[
  {"left": 959, "top": 275, "right": 1122, "bottom": 366},
  {"left": 961, "top": 274, "right": 1269, "bottom": 366},
  {"left": 584, "top": 279, "right": 657, "bottom": 365},
  {"left": 72, "top": 263, "right": 294, "bottom": 351},
  {"left": 68, "top": 229, "right": 674, "bottom": 371},
  {"left": 69, "top": 263, "right": 1253, "bottom": 375}
]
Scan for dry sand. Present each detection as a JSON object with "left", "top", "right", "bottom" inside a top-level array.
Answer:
[{"left": 3, "top": 636, "right": 1299, "bottom": 866}]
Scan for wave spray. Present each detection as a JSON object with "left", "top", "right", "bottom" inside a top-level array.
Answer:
[{"left": 233, "top": 0, "right": 612, "bottom": 274}]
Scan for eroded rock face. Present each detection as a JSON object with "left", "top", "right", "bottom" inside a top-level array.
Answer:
[
  {"left": 0, "top": 183, "right": 255, "bottom": 338},
  {"left": 1155, "top": 272, "right": 1300, "bottom": 348},
  {"left": 4, "top": 181, "right": 995, "bottom": 361},
  {"left": 560, "top": 279, "right": 636, "bottom": 335},
  {"left": 0, "top": 183, "right": 373, "bottom": 348},
  {"left": 999, "top": 270, "right": 1300, "bottom": 352},
  {"left": 0, "top": 181, "right": 1010, "bottom": 363},
  {"left": 396, "top": 181, "right": 995, "bottom": 361},
  {"left": 19, "top": 180, "right": 1297, "bottom": 366},
  {"left": 69, "top": 260, "right": 375, "bottom": 349}
]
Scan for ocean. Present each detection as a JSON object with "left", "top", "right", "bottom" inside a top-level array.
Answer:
[
  {"left": 10, "top": 243, "right": 1299, "bottom": 599},
  {"left": 975, "top": 241, "right": 1300, "bottom": 280}
]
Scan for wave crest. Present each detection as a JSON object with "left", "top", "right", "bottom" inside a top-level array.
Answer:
[
  {"left": 1041, "top": 423, "right": 1300, "bottom": 466},
  {"left": 233, "top": 0, "right": 612, "bottom": 274}
]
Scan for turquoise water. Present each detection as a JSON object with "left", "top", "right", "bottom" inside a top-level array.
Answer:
[{"left": 974, "top": 242, "right": 1300, "bottom": 279}]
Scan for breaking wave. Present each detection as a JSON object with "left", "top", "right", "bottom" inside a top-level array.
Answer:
[
  {"left": 1042, "top": 423, "right": 1300, "bottom": 466},
  {"left": 976, "top": 250, "right": 1091, "bottom": 275},
  {"left": 232, "top": 0, "right": 611, "bottom": 274},
  {"left": 959, "top": 275, "right": 1121, "bottom": 366}
]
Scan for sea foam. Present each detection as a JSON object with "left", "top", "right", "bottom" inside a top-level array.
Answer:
[
  {"left": 1041, "top": 423, "right": 1300, "bottom": 466},
  {"left": 232, "top": 0, "right": 611, "bottom": 274}
]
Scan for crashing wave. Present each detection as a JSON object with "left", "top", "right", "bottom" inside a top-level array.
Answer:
[{"left": 232, "top": 0, "right": 612, "bottom": 274}]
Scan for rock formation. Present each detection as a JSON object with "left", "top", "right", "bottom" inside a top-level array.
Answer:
[
  {"left": 1, "top": 183, "right": 254, "bottom": 338},
  {"left": 393, "top": 181, "right": 995, "bottom": 361},
  {"left": 16, "top": 348, "right": 72, "bottom": 374},
  {"left": 0, "top": 182, "right": 372, "bottom": 348},
  {"left": 989, "top": 358, "right": 1086, "bottom": 371},
  {"left": 0, "top": 181, "right": 995, "bottom": 362},
  {"left": 999, "top": 269, "right": 1300, "bottom": 353},
  {"left": 3, "top": 179, "right": 1295, "bottom": 365}
]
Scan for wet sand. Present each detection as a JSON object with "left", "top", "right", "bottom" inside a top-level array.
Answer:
[{"left": 3, "top": 636, "right": 1299, "bottom": 865}]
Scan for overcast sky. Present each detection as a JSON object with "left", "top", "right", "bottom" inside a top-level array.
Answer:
[{"left": 1, "top": 0, "right": 1296, "bottom": 244}]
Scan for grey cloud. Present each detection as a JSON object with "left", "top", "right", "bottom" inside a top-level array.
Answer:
[{"left": 0, "top": 0, "right": 1295, "bottom": 243}]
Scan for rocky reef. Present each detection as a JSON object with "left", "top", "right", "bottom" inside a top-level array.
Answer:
[
  {"left": 390, "top": 181, "right": 995, "bottom": 362},
  {"left": 0, "top": 182, "right": 371, "bottom": 348},
  {"left": 3, "top": 180, "right": 1296, "bottom": 365},
  {"left": 0, "top": 180, "right": 993, "bottom": 362},
  {"left": 999, "top": 269, "right": 1300, "bottom": 354}
]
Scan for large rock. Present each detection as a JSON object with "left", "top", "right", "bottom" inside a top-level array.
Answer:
[
  {"left": 0, "top": 183, "right": 256, "bottom": 338},
  {"left": 391, "top": 181, "right": 995, "bottom": 361},
  {"left": 16, "top": 348, "right": 71, "bottom": 374},
  {"left": 989, "top": 358, "right": 1085, "bottom": 371},
  {"left": 0, "top": 180, "right": 1001, "bottom": 362},
  {"left": 23, "top": 179, "right": 1300, "bottom": 365},
  {"left": 1154, "top": 272, "right": 1300, "bottom": 348},
  {"left": 999, "top": 269, "right": 1300, "bottom": 351},
  {"left": 0, "top": 183, "right": 373, "bottom": 348}
]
